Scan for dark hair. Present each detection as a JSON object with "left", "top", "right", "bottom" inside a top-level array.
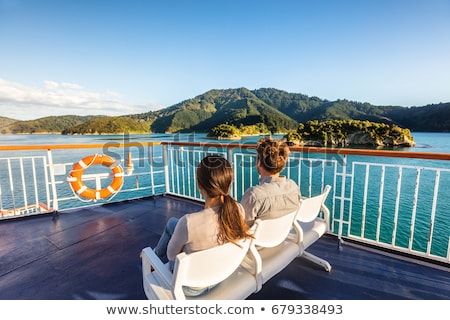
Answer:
[
  {"left": 256, "top": 137, "right": 290, "bottom": 174},
  {"left": 196, "top": 155, "right": 252, "bottom": 244}
]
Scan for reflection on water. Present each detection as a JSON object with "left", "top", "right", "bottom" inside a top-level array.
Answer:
[{"left": 1, "top": 132, "right": 449, "bottom": 152}]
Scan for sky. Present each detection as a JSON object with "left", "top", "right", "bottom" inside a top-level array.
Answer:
[{"left": 1, "top": 0, "right": 449, "bottom": 120}]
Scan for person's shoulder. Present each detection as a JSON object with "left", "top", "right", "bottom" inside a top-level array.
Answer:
[
  {"left": 242, "top": 185, "right": 259, "bottom": 198},
  {"left": 186, "top": 207, "right": 215, "bottom": 219},
  {"left": 236, "top": 202, "right": 245, "bottom": 212},
  {"left": 285, "top": 178, "right": 301, "bottom": 196},
  {"left": 286, "top": 177, "right": 299, "bottom": 187}
]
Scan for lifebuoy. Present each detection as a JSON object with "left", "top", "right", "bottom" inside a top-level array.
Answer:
[{"left": 68, "top": 154, "right": 124, "bottom": 200}]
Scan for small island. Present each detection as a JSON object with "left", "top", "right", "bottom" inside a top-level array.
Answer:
[
  {"left": 284, "top": 120, "right": 415, "bottom": 147},
  {"left": 207, "top": 123, "right": 270, "bottom": 140},
  {"left": 207, "top": 119, "right": 415, "bottom": 148}
]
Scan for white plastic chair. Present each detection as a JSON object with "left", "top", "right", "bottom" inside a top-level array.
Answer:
[
  {"left": 248, "top": 209, "right": 301, "bottom": 291},
  {"left": 295, "top": 185, "right": 332, "bottom": 271},
  {"left": 141, "top": 236, "right": 257, "bottom": 300}
]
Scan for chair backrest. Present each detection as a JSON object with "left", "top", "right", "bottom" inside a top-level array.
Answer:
[
  {"left": 171, "top": 236, "right": 253, "bottom": 299},
  {"left": 297, "top": 185, "right": 331, "bottom": 223},
  {"left": 252, "top": 209, "right": 298, "bottom": 248}
]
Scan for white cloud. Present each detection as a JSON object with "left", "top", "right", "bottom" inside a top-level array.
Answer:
[
  {"left": 61, "top": 82, "right": 83, "bottom": 90},
  {"left": 44, "top": 80, "right": 60, "bottom": 89},
  {"left": 0, "top": 78, "right": 150, "bottom": 120}
]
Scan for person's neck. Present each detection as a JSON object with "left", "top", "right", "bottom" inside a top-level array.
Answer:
[
  {"left": 259, "top": 170, "right": 280, "bottom": 178},
  {"left": 204, "top": 196, "right": 222, "bottom": 209}
]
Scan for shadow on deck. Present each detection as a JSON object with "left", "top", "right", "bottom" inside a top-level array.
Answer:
[{"left": 0, "top": 195, "right": 449, "bottom": 300}]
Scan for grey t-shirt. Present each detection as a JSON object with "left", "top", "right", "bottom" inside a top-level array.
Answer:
[
  {"left": 240, "top": 176, "right": 301, "bottom": 225},
  {"left": 167, "top": 203, "right": 245, "bottom": 261}
]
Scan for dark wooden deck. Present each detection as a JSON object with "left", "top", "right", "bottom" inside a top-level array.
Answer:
[{"left": 0, "top": 195, "right": 449, "bottom": 300}]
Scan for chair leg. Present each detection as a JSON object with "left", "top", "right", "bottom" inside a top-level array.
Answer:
[{"left": 299, "top": 251, "right": 332, "bottom": 272}]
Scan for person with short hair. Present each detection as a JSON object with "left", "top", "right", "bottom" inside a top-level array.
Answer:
[{"left": 241, "top": 137, "right": 301, "bottom": 226}]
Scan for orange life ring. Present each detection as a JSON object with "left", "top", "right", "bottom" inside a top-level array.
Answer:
[{"left": 68, "top": 154, "right": 124, "bottom": 200}]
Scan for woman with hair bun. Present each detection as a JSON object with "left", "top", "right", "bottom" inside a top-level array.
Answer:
[
  {"left": 241, "top": 137, "right": 301, "bottom": 226},
  {"left": 150, "top": 155, "right": 252, "bottom": 296}
]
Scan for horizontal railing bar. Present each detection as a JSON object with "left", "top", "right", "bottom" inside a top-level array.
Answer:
[
  {"left": 290, "top": 146, "right": 450, "bottom": 160},
  {"left": 162, "top": 141, "right": 450, "bottom": 161},
  {"left": 2, "top": 141, "right": 449, "bottom": 161},
  {"left": 0, "top": 141, "right": 161, "bottom": 151},
  {"left": 352, "top": 161, "right": 450, "bottom": 171}
]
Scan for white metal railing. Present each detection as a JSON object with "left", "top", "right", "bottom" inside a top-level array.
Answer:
[
  {"left": 162, "top": 142, "right": 450, "bottom": 265},
  {"left": 0, "top": 142, "right": 166, "bottom": 218},
  {"left": 163, "top": 144, "right": 228, "bottom": 201},
  {"left": 0, "top": 156, "right": 51, "bottom": 218},
  {"left": 1, "top": 141, "right": 449, "bottom": 265},
  {"left": 343, "top": 160, "right": 450, "bottom": 263}
]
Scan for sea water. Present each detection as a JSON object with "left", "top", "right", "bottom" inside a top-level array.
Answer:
[{"left": 1, "top": 131, "right": 450, "bottom": 152}]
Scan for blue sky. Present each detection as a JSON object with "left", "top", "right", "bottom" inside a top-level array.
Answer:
[{"left": 1, "top": 0, "right": 449, "bottom": 120}]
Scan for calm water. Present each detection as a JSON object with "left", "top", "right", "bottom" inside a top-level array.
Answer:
[{"left": 1, "top": 132, "right": 450, "bottom": 152}]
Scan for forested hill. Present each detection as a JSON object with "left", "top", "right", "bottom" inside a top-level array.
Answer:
[
  {"left": 0, "top": 115, "right": 104, "bottom": 134},
  {"left": 149, "top": 88, "right": 450, "bottom": 133},
  {"left": 1, "top": 87, "right": 449, "bottom": 134},
  {"left": 150, "top": 88, "right": 298, "bottom": 133}
]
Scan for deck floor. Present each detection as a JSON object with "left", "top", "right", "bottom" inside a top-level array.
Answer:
[{"left": 0, "top": 195, "right": 449, "bottom": 300}]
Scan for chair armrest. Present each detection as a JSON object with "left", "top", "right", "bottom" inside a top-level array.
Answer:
[
  {"left": 291, "top": 219, "right": 303, "bottom": 245},
  {"left": 320, "top": 204, "right": 330, "bottom": 232},
  {"left": 248, "top": 243, "right": 263, "bottom": 292},
  {"left": 141, "top": 247, "right": 173, "bottom": 288}
]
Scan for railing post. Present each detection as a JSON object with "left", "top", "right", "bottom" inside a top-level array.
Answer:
[
  {"left": 227, "top": 148, "right": 233, "bottom": 163},
  {"left": 337, "top": 154, "right": 347, "bottom": 247},
  {"left": 227, "top": 147, "right": 235, "bottom": 198},
  {"left": 47, "top": 149, "right": 59, "bottom": 211},
  {"left": 447, "top": 237, "right": 450, "bottom": 262},
  {"left": 163, "top": 144, "right": 170, "bottom": 194},
  {"left": 148, "top": 146, "right": 155, "bottom": 195}
]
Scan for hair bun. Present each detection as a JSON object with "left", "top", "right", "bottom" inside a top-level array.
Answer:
[{"left": 270, "top": 146, "right": 278, "bottom": 156}]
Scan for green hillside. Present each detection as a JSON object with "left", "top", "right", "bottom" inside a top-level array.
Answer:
[
  {"left": 151, "top": 88, "right": 298, "bottom": 133},
  {"left": 385, "top": 103, "right": 450, "bottom": 132},
  {"left": 253, "top": 88, "right": 402, "bottom": 123},
  {"left": 2, "top": 88, "right": 449, "bottom": 134},
  {"left": 0, "top": 116, "right": 18, "bottom": 133},
  {"left": 62, "top": 116, "right": 152, "bottom": 134},
  {"left": 252, "top": 88, "right": 325, "bottom": 122},
  {"left": 1, "top": 115, "right": 103, "bottom": 134},
  {"left": 253, "top": 88, "right": 449, "bottom": 131},
  {"left": 150, "top": 88, "right": 450, "bottom": 133}
]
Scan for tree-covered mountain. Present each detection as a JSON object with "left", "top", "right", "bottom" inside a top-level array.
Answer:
[
  {"left": 0, "top": 115, "right": 104, "bottom": 134},
  {"left": 253, "top": 88, "right": 410, "bottom": 125},
  {"left": 385, "top": 103, "right": 450, "bottom": 132},
  {"left": 0, "top": 116, "right": 18, "bottom": 133},
  {"left": 61, "top": 116, "right": 152, "bottom": 134},
  {"left": 150, "top": 88, "right": 298, "bottom": 133},
  {"left": 150, "top": 88, "right": 450, "bottom": 133},
  {"left": 1, "top": 87, "right": 449, "bottom": 134}
]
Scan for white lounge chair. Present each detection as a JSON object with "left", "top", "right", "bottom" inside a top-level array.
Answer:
[
  {"left": 141, "top": 236, "right": 257, "bottom": 300},
  {"left": 247, "top": 209, "right": 301, "bottom": 291},
  {"left": 141, "top": 190, "right": 332, "bottom": 300},
  {"left": 295, "top": 185, "right": 332, "bottom": 272}
]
